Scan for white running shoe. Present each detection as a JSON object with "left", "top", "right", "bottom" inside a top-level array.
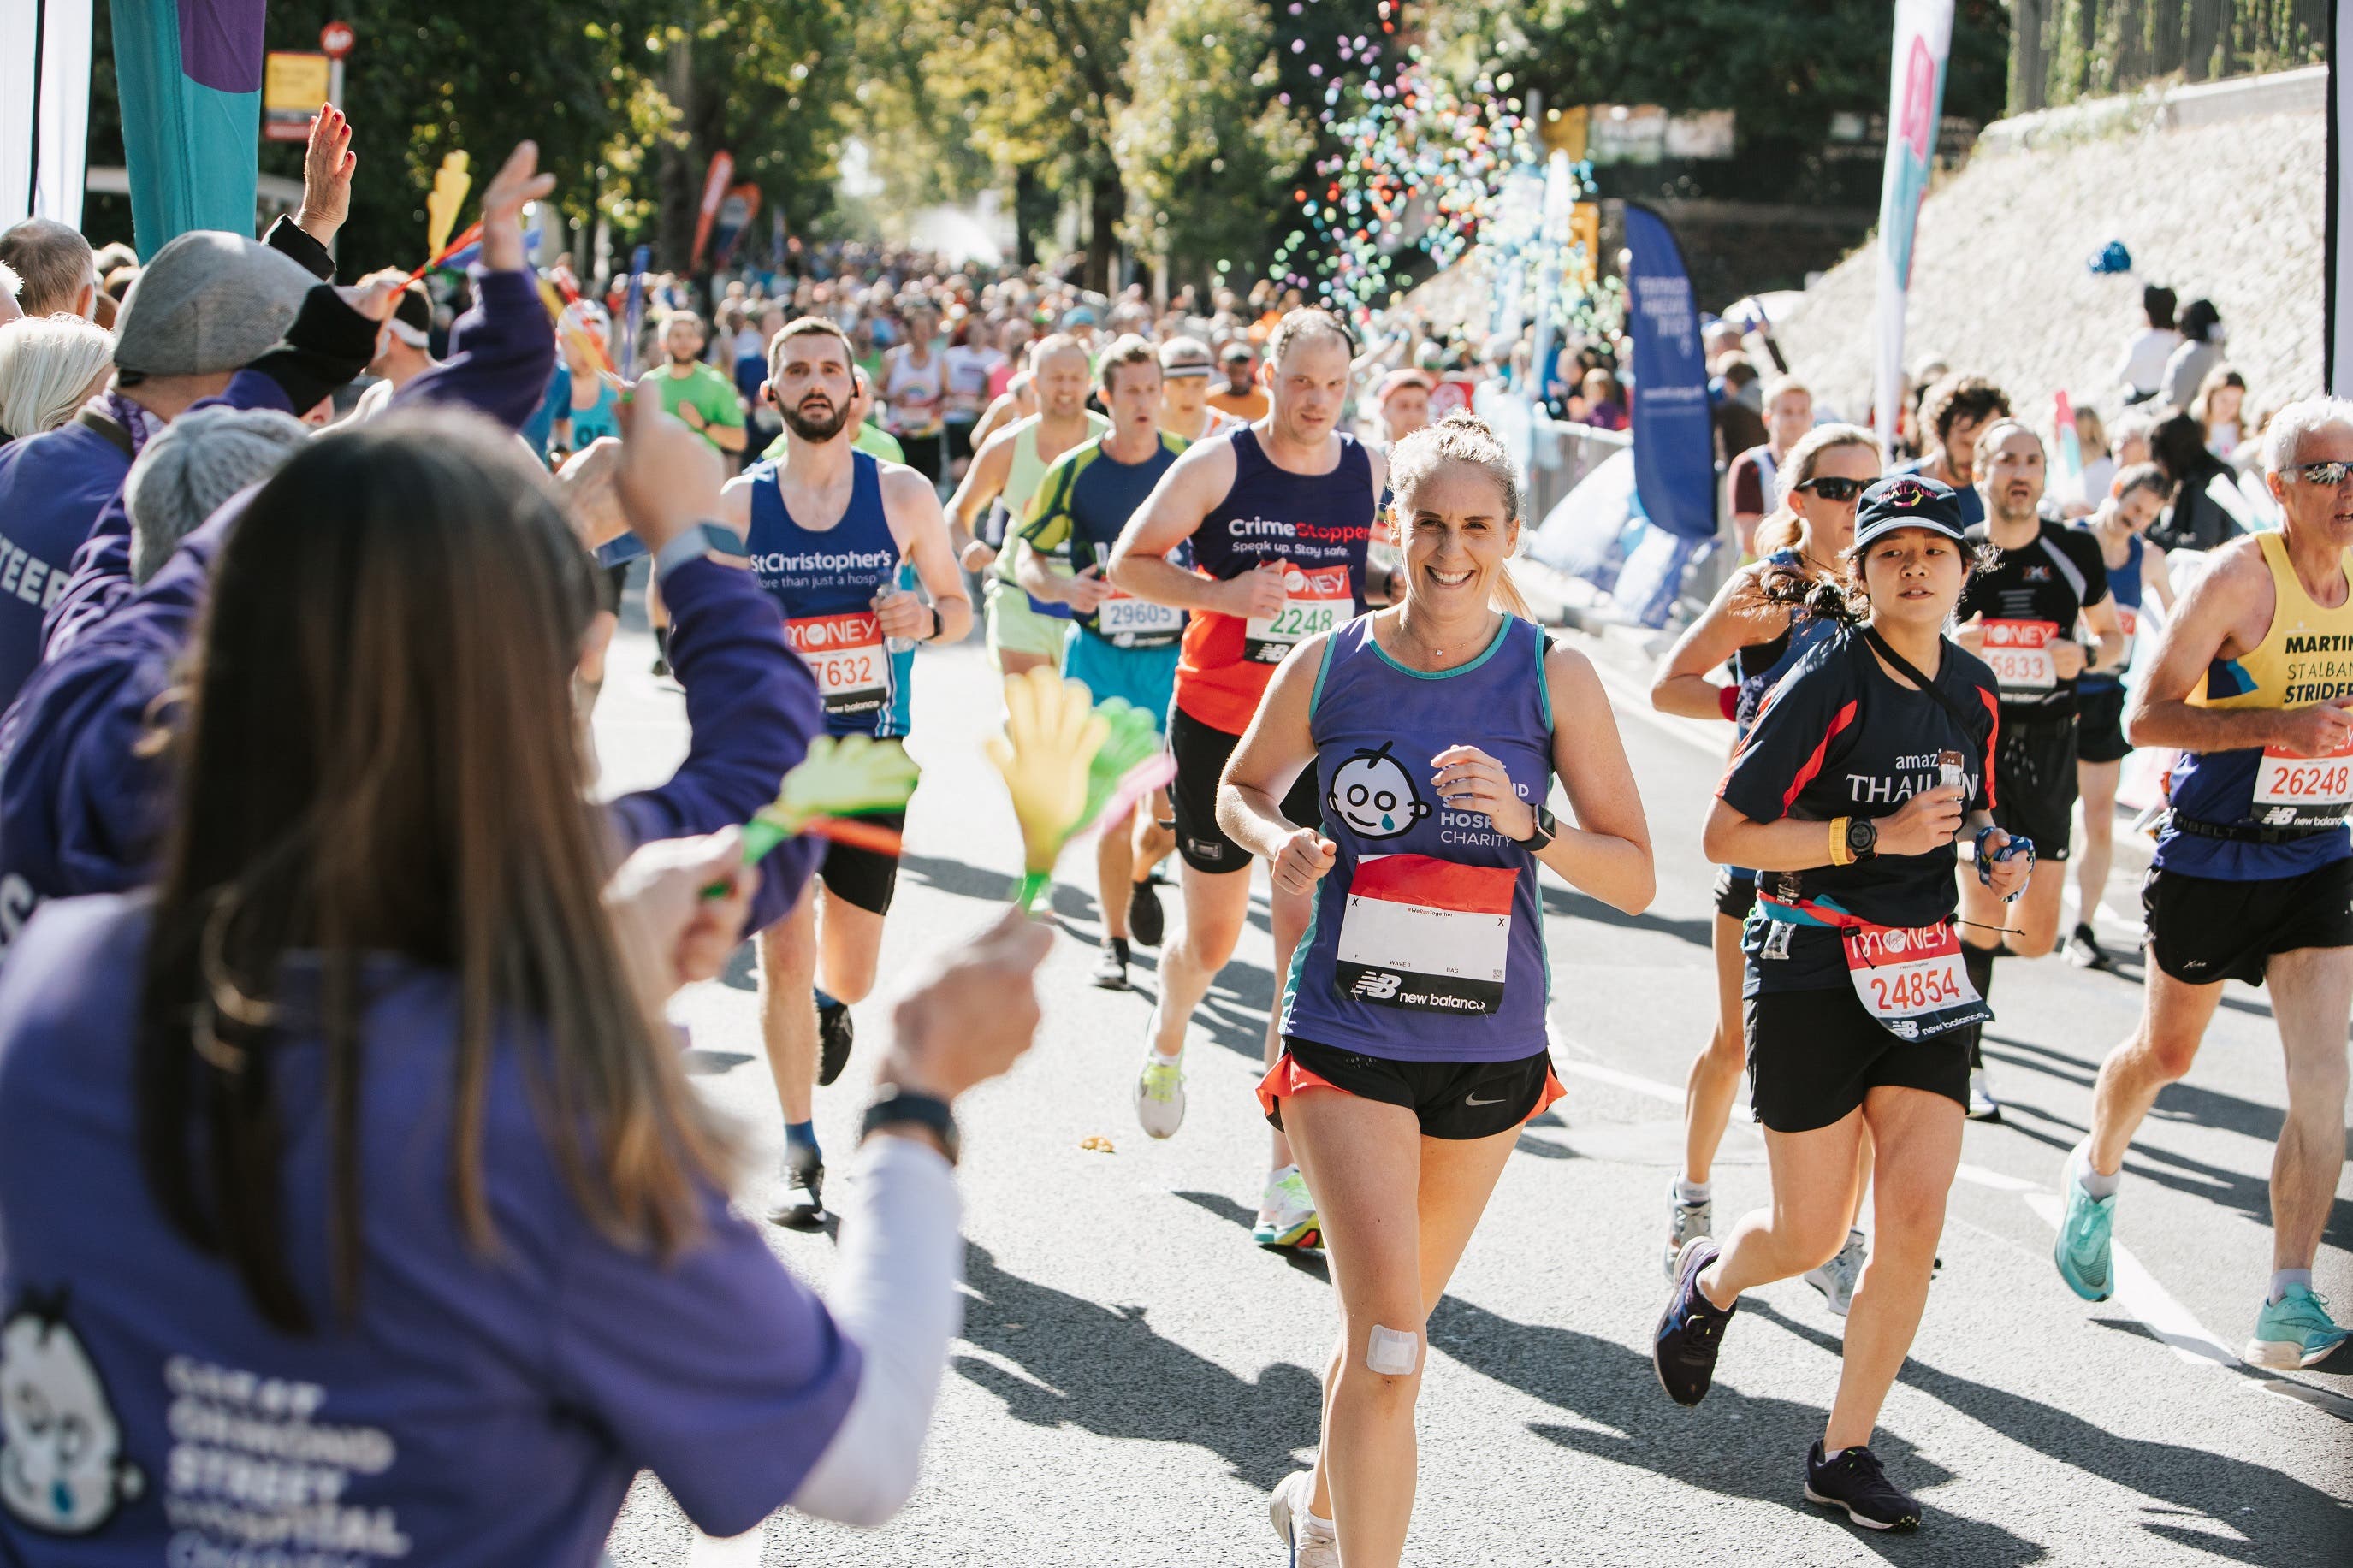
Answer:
[
  {"left": 1663, "top": 1183, "right": 1713, "bottom": 1281},
  {"left": 1804, "top": 1228, "right": 1869, "bottom": 1317},
  {"left": 1966, "top": 1066, "right": 2003, "bottom": 1122},
  {"left": 1135, "top": 1054, "right": 1187, "bottom": 1139},
  {"left": 1268, "top": 1470, "right": 1339, "bottom": 1567},
  {"left": 1254, "top": 1165, "right": 1321, "bottom": 1251}
]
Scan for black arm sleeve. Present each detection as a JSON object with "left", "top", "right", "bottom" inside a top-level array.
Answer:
[
  {"left": 261, "top": 216, "right": 335, "bottom": 283},
  {"left": 239, "top": 285, "right": 380, "bottom": 413}
]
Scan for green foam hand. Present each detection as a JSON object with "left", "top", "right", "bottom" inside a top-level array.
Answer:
[
  {"left": 743, "top": 735, "right": 920, "bottom": 862},
  {"left": 1077, "top": 699, "right": 1165, "bottom": 835}
]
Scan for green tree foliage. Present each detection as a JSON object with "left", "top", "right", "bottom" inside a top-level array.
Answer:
[{"left": 1113, "top": 0, "right": 1312, "bottom": 293}]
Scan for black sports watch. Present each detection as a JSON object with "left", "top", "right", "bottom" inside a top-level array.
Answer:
[
  {"left": 860, "top": 1087, "right": 960, "bottom": 1166},
  {"left": 1844, "top": 816, "right": 1879, "bottom": 863},
  {"left": 1513, "top": 803, "right": 1557, "bottom": 852}
]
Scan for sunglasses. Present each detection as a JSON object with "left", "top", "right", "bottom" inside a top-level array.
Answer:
[
  {"left": 1796, "top": 476, "right": 1868, "bottom": 502},
  {"left": 2293, "top": 461, "right": 2353, "bottom": 486}
]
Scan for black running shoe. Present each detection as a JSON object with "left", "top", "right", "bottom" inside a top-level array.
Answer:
[
  {"left": 1805, "top": 1441, "right": 1921, "bottom": 1532},
  {"left": 650, "top": 654, "right": 672, "bottom": 678},
  {"left": 769, "top": 1147, "right": 825, "bottom": 1229},
  {"left": 1652, "top": 1237, "right": 1735, "bottom": 1406},
  {"left": 1126, "top": 877, "right": 1165, "bottom": 949},
  {"left": 2063, "top": 921, "right": 2109, "bottom": 970},
  {"left": 816, "top": 999, "right": 855, "bottom": 1087}
]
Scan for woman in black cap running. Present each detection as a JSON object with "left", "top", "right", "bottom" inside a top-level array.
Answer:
[{"left": 1651, "top": 475, "right": 2030, "bottom": 1534}]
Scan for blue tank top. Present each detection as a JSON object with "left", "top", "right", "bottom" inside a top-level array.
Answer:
[
  {"left": 1283, "top": 615, "right": 1554, "bottom": 1062},
  {"left": 2076, "top": 528, "right": 2142, "bottom": 694},
  {"left": 745, "top": 451, "right": 914, "bottom": 737}
]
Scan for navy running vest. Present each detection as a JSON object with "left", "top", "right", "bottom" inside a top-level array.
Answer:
[{"left": 745, "top": 450, "right": 913, "bottom": 737}]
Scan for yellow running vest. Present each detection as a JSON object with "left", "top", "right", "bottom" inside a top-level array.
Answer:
[{"left": 2191, "top": 531, "right": 2353, "bottom": 712}]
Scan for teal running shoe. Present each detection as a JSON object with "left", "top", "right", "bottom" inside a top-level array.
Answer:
[
  {"left": 2245, "top": 1285, "right": 2351, "bottom": 1370},
  {"left": 2052, "top": 1151, "right": 2116, "bottom": 1302}
]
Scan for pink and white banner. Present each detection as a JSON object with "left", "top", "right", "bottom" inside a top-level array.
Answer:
[{"left": 1872, "top": 0, "right": 1953, "bottom": 457}]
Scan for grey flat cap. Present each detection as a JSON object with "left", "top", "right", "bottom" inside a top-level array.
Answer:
[{"left": 113, "top": 231, "right": 317, "bottom": 378}]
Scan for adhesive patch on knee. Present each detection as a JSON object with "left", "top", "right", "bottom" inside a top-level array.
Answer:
[{"left": 1365, "top": 1324, "right": 1420, "bottom": 1376}]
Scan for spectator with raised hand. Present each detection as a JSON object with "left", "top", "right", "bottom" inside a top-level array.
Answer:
[{"left": 0, "top": 395, "right": 1050, "bottom": 1555}]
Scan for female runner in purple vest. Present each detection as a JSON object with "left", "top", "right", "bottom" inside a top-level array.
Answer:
[{"left": 1218, "top": 413, "right": 1654, "bottom": 1567}]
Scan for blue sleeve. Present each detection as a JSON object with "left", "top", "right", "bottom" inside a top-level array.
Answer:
[
  {"left": 39, "top": 373, "right": 295, "bottom": 663},
  {"left": 398, "top": 266, "right": 558, "bottom": 432},
  {"left": 605, "top": 559, "right": 822, "bottom": 931},
  {"left": 548, "top": 1186, "right": 862, "bottom": 1537},
  {"left": 1719, "top": 642, "right": 1856, "bottom": 826}
]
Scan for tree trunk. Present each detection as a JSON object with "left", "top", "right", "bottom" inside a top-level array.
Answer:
[
  {"left": 1084, "top": 172, "right": 1122, "bottom": 296},
  {"left": 1014, "top": 165, "right": 1046, "bottom": 269},
  {"left": 658, "top": 33, "right": 698, "bottom": 275}
]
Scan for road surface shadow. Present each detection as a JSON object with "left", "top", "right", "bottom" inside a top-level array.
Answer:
[
  {"left": 681, "top": 1049, "right": 751, "bottom": 1075},
  {"left": 1979, "top": 1097, "right": 2353, "bottom": 1246},
  {"left": 1540, "top": 885, "right": 1715, "bottom": 950},
  {"left": 951, "top": 1242, "right": 1322, "bottom": 1490},
  {"left": 1984, "top": 1033, "right": 2299, "bottom": 1147},
  {"left": 898, "top": 850, "right": 1098, "bottom": 923},
  {"left": 1755, "top": 1302, "right": 2353, "bottom": 1565},
  {"left": 1424, "top": 1297, "right": 2049, "bottom": 1564},
  {"left": 1172, "top": 1191, "right": 1330, "bottom": 1280}
]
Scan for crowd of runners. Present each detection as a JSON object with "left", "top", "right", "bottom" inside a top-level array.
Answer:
[{"left": 0, "top": 105, "right": 2343, "bottom": 1567}]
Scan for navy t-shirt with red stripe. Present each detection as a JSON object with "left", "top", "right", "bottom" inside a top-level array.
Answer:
[{"left": 1720, "top": 629, "right": 2000, "bottom": 988}]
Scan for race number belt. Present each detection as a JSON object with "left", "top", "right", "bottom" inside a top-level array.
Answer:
[
  {"left": 1334, "top": 853, "right": 1514, "bottom": 1015},
  {"left": 1094, "top": 588, "right": 1185, "bottom": 648},
  {"left": 1841, "top": 918, "right": 1988, "bottom": 1042},
  {"left": 1245, "top": 564, "right": 1352, "bottom": 664},
  {"left": 1980, "top": 618, "right": 2060, "bottom": 695},
  {"left": 2249, "top": 737, "right": 2353, "bottom": 828},
  {"left": 786, "top": 611, "right": 889, "bottom": 715}
]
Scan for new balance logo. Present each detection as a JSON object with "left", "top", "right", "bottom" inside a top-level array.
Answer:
[{"left": 1350, "top": 971, "right": 1402, "bottom": 1000}]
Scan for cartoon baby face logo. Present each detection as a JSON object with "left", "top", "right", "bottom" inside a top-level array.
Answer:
[
  {"left": 0, "top": 1292, "right": 145, "bottom": 1535},
  {"left": 1327, "top": 741, "right": 1431, "bottom": 839}
]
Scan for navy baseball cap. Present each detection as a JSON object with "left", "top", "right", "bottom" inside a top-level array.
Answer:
[{"left": 1852, "top": 475, "right": 1970, "bottom": 551}]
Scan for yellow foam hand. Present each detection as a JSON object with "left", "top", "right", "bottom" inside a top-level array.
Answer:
[
  {"left": 986, "top": 666, "right": 1109, "bottom": 875},
  {"left": 425, "top": 151, "right": 472, "bottom": 259}
]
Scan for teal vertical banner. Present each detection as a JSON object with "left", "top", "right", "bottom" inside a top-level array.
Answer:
[{"left": 110, "top": 0, "right": 265, "bottom": 257}]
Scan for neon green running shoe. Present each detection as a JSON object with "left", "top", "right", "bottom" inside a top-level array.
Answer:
[
  {"left": 2245, "top": 1285, "right": 2350, "bottom": 1370},
  {"left": 1134, "top": 1053, "right": 1186, "bottom": 1139},
  {"left": 1253, "top": 1164, "right": 1321, "bottom": 1251}
]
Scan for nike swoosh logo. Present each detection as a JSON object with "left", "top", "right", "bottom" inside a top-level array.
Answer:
[{"left": 1465, "top": 1092, "right": 1505, "bottom": 1106}]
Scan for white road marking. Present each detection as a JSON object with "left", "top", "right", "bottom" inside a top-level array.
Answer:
[
  {"left": 2021, "top": 1191, "right": 2239, "bottom": 1368},
  {"left": 685, "top": 1526, "right": 763, "bottom": 1567}
]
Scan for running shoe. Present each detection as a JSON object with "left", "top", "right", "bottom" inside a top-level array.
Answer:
[
  {"left": 816, "top": 997, "right": 855, "bottom": 1087},
  {"left": 2063, "top": 921, "right": 2110, "bottom": 970},
  {"left": 2244, "top": 1285, "right": 2352, "bottom": 1369},
  {"left": 1804, "top": 1229, "right": 1869, "bottom": 1317},
  {"left": 769, "top": 1146, "right": 824, "bottom": 1230},
  {"left": 1254, "top": 1165, "right": 1321, "bottom": 1251},
  {"left": 1267, "top": 1470, "right": 1339, "bottom": 1567},
  {"left": 1135, "top": 1047, "right": 1187, "bottom": 1139},
  {"left": 1663, "top": 1183, "right": 1712, "bottom": 1281},
  {"left": 2051, "top": 1147, "right": 2116, "bottom": 1303},
  {"left": 1091, "top": 942, "right": 1130, "bottom": 991},
  {"left": 1804, "top": 1441, "right": 1921, "bottom": 1532},
  {"left": 650, "top": 654, "right": 671, "bottom": 678},
  {"left": 1966, "top": 1065, "right": 2003, "bottom": 1122},
  {"left": 1652, "top": 1237, "right": 1735, "bottom": 1406},
  {"left": 1127, "top": 875, "right": 1165, "bottom": 949}
]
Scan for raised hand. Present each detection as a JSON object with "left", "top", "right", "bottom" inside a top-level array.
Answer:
[
  {"left": 613, "top": 391, "right": 723, "bottom": 553},
  {"left": 295, "top": 105, "right": 357, "bottom": 246},
  {"left": 478, "top": 141, "right": 556, "bottom": 273}
]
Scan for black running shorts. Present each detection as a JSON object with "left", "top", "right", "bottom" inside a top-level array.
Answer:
[
  {"left": 1745, "top": 987, "right": 1970, "bottom": 1133},
  {"left": 2141, "top": 858, "right": 2353, "bottom": 989},
  {"left": 2075, "top": 686, "right": 2131, "bottom": 766},
  {"left": 1168, "top": 705, "right": 1322, "bottom": 874},
  {"left": 1713, "top": 866, "right": 1757, "bottom": 921},
  {"left": 1261, "top": 1036, "right": 1562, "bottom": 1140},
  {"left": 818, "top": 811, "right": 905, "bottom": 917},
  {"left": 1990, "top": 712, "right": 2079, "bottom": 862},
  {"left": 596, "top": 560, "right": 630, "bottom": 616}
]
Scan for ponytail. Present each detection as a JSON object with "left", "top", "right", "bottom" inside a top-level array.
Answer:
[{"left": 1756, "top": 552, "right": 1867, "bottom": 630}]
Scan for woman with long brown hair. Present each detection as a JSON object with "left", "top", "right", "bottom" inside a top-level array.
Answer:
[
  {"left": 1647, "top": 422, "right": 1881, "bottom": 1306},
  {"left": 0, "top": 403, "right": 1048, "bottom": 1559}
]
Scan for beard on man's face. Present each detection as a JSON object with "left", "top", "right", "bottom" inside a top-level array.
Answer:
[{"left": 781, "top": 394, "right": 851, "bottom": 442}]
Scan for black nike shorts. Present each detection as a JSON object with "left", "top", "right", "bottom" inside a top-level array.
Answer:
[
  {"left": 1260, "top": 1036, "right": 1563, "bottom": 1140},
  {"left": 1168, "top": 705, "right": 1321, "bottom": 875},
  {"left": 1991, "top": 712, "right": 2079, "bottom": 862},
  {"left": 2141, "top": 858, "right": 2353, "bottom": 988},
  {"left": 818, "top": 811, "right": 905, "bottom": 917},
  {"left": 2075, "top": 685, "right": 2131, "bottom": 766},
  {"left": 1745, "top": 987, "right": 1970, "bottom": 1133}
]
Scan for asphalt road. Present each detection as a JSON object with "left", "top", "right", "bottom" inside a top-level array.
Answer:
[{"left": 596, "top": 614, "right": 2350, "bottom": 1567}]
